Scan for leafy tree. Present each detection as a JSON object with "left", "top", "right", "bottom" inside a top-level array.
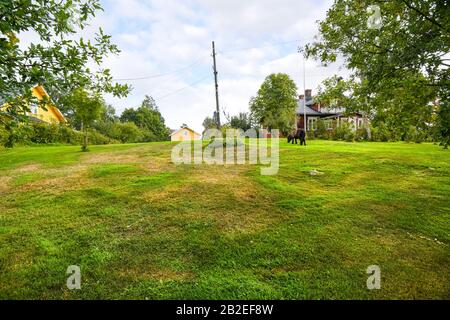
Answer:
[
  {"left": 0, "top": 0, "right": 130, "bottom": 146},
  {"left": 315, "top": 76, "right": 356, "bottom": 110},
  {"left": 230, "top": 112, "right": 253, "bottom": 131},
  {"left": 101, "top": 104, "right": 118, "bottom": 123},
  {"left": 120, "top": 108, "right": 139, "bottom": 125},
  {"left": 66, "top": 88, "right": 104, "bottom": 151},
  {"left": 91, "top": 104, "right": 119, "bottom": 139},
  {"left": 202, "top": 116, "right": 217, "bottom": 134},
  {"left": 370, "top": 75, "right": 435, "bottom": 141},
  {"left": 120, "top": 95, "right": 169, "bottom": 141},
  {"left": 249, "top": 73, "right": 298, "bottom": 134},
  {"left": 435, "top": 101, "right": 449, "bottom": 148},
  {"left": 110, "top": 122, "right": 143, "bottom": 143},
  {"left": 304, "top": 0, "right": 449, "bottom": 145}
]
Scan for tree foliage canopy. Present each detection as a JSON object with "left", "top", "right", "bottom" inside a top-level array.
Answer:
[
  {"left": 0, "top": 0, "right": 130, "bottom": 124},
  {"left": 305, "top": 0, "right": 449, "bottom": 92},
  {"left": 65, "top": 87, "right": 104, "bottom": 150},
  {"left": 229, "top": 112, "right": 253, "bottom": 132},
  {"left": 305, "top": 0, "right": 449, "bottom": 146},
  {"left": 202, "top": 116, "right": 217, "bottom": 134},
  {"left": 250, "top": 73, "right": 298, "bottom": 134},
  {"left": 120, "top": 95, "right": 169, "bottom": 141}
]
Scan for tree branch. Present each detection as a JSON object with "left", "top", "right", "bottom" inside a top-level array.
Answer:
[{"left": 401, "top": 0, "right": 448, "bottom": 32}]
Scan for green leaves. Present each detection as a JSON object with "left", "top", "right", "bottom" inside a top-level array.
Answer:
[
  {"left": 307, "top": 0, "right": 449, "bottom": 146},
  {"left": 119, "top": 96, "right": 170, "bottom": 142},
  {"left": 306, "top": 0, "right": 449, "bottom": 88},
  {"left": 250, "top": 73, "right": 298, "bottom": 134},
  {"left": 0, "top": 0, "right": 131, "bottom": 146}
]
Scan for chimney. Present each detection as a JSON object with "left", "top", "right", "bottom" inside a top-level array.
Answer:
[{"left": 305, "top": 89, "right": 312, "bottom": 102}]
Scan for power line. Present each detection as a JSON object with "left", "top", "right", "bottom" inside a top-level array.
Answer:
[
  {"left": 147, "top": 63, "right": 209, "bottom": 95},
  {"left": 113, "top": 39, "right": 317, "bottom": 82},
  {"left": 155, "top": 74, "right": 210, "bottom": 101},
  {"left": 219, "top": 72, "right": 327, "bottom": 78},
  {"left": 114, "top": 38, "right": 322, "bottom": 104},
  {"left": 114, "top": 54, "right": 210, "bottom": 81},
  {"left": 218, "top": 38, "right": 315, "bottom": 55}
]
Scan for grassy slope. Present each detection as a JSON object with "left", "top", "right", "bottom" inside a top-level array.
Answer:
[{"left": 0, "top": 140, "right": 448, "bottom": 299}]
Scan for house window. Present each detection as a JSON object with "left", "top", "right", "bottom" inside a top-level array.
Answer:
[
  {"left": 324, "top": 119, "right": 333, "bottom": 129},
  {"left": 30, "top": 103, "right": 38, "bottom": 115},
  {"left": 184, "top": 131, "right": 188, "bottom": 136},
  {"left": 308, "top": 117, "right": 317, "bottom": 130}
]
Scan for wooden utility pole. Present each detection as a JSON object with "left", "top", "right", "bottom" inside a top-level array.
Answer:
[{"left": 212, "top": 41, "right": 221, "bottom": 129}]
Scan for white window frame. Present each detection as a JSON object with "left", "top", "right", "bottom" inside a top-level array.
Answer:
[{"left": 308, "top": 117, "right": 318, "bottom": 130}]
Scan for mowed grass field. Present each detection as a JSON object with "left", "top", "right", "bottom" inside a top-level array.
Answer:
[{"left": 0, "top": 140, "right": 448, "bottom": 299}]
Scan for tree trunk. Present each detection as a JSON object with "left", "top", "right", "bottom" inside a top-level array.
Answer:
[
  {"left": 81, "top": 120, "right": 88, "bottom": 151},
  {"left": 4, "top": 123, "right": 15, "bottom": 148}
]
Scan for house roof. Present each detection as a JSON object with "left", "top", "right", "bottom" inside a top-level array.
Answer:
[
  {"left": 34, "top": 85, "right": 49, "bottom": 98},
  {"left": 170, "top": 127, "right": 201, "bottom": 137},
  {"left": 49, "top": 105, "right": 67, "bottom": 123},
  {"left": 33, "top": 85, "right": 67, "bottom": 123},
  {"left": 296, "top": 98, "right": 355, "bottom": 117},
  {"left": 296, "top": 99, "right": 322, "bottom": 116}
]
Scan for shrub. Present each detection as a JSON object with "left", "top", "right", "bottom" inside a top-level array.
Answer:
[
  {"left": 404, "top": 125, "right": 418, "bottom": 143},
  {"left": 370, "top": 122, "right": 390, "bottom": 142},
  {"left": 404, "top": 125, "right": 429, "bottom": 143},
  {"left": 57, "top": 125, "right": 84, "bottom": 144},
  {"left": 434, "top": 101, "right": 449, "bottom": 148},
  {"left": 0, "top": 121, "right": 117, "bottom": 147},
  {"left": 306, "top": 130, "right": 316, "bottom": 140},
  {"left": 355, "top": 126, "right": 370, "bottom": 141},
  {"left": 0, "top": 126, "right": 7, "bottom": 144},
  {"left": 29, "top": 123, "right": 60, "bottom": 144},
  {"left": 109, "top": 122, "right": 143, "bottom": 143},
  {"left": 316, "top": 119, "right": 328, "bottom": 139},
  {"left": 0, "top": 121, "right": 34, "bottom": 147},
  {"left": 333, "top": 122, "right": 354, "bottom": 141},
  {"left": 87, "top": 129, "right": 114, "bottom": 145}
]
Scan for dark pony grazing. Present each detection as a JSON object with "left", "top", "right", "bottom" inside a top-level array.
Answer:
[
  {"left": 287, "top": 129, "right": 306, "bottom": 145},
  {"left": 287, "top": 129, "right": 300, "bottom": 144}
]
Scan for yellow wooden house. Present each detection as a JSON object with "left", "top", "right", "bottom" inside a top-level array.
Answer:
[
  {"left": 28, "top": 85, "right": 66, "bottom": 124},
  {"left": 170, "top": 127, "right": 201, "bottom": 141},
  {"left": 1, "top": 85, "right": 66, "bottom": 124}
]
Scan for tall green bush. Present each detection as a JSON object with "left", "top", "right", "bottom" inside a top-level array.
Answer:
[
  {"left": 333, "top": 122, "right": 354, "bottom": 141},
  {"left": 316, "top": 119, "right": 331, "bottom": 139},
  {"left": 355, "top": 126, "right": 370, "bottom": 141},
  {"left": 0, "top": 122, "right": 116, "bottom": 146},
  {"left": 370, "top": 122, "right": 390, "bottom": 142},
  {"left": 109, "top": 122, "right": 143, "bottom": 143}
]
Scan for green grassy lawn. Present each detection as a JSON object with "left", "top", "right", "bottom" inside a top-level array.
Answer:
[{"left": 0, "top": 140, "right": 448, "bottom": 299}]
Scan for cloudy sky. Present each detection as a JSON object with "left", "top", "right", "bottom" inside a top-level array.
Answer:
[{"left": 27, "top": 0, "right": 352, "bottom": 133}]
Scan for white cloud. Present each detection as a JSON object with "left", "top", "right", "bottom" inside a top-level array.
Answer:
[
  {"left": 96, "top": 0, "right": 347, "bottom": 133},
  {"left": 18, "top": 0, "right": 348, "bottom": 133}
]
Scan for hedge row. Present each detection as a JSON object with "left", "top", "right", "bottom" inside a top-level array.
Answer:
[
  {"left": 306, "top": 120, "right": 433, "bottom": 143},
  {"left": 0, "top": 122, "right": 118, "bottom": 147}
]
